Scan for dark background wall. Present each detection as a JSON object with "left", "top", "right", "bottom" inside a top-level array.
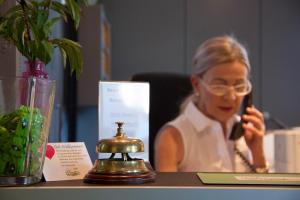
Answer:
[
  {"left": 92, "top": 0, "right": 300, "bottom": 128},
  {"left": 261, "top": 0, "right": 300, "bottom": 126}
]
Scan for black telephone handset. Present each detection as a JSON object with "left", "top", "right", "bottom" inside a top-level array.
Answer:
[{"left": 229, "top": 92, "right": 253, "bottom": 140}]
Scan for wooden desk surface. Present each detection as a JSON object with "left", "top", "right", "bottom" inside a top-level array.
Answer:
[{"left": 1, "top": 173, "right": 300, "bottom": 200}]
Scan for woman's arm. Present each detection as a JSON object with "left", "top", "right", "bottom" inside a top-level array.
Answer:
[{"left": 154, "top": 126, "right": 184, "bottom": 172}]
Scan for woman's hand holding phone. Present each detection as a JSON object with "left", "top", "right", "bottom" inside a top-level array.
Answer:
[{"left": 242, "top": 106, "right": 267, "bottom": 168}]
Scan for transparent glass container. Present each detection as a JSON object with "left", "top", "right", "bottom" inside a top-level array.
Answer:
[{"left": 0, "top": 77, "right": 55, "bottom": 185}]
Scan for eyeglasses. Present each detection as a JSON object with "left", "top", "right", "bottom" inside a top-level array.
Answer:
[{"left": 199, "top": 78, "right": 252, "bottom": 97}]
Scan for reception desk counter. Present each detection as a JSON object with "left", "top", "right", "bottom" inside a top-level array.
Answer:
[{"left": 1, "top": 173, "right": 300, "bottom": 200}]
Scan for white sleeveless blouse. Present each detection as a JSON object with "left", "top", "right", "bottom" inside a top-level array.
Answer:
[{"left": 167, "top": 102, "right": 252, "bottom": 172}]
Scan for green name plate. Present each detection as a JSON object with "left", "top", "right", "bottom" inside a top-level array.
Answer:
[{"left": 197, "top": 172, "right": 300, "bottom": 185}]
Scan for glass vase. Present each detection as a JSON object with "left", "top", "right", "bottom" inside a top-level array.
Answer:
[{"left": 0, "top": 77, "right": 55, "bottom": 185}]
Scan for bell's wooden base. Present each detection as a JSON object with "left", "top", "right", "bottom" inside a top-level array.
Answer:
[{"left": 83, "top": 170, "right": 156, "bottom": 184}]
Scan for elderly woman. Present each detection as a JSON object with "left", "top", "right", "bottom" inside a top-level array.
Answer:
[{"left": 155, "top": 35, "right": 268, "bottom": 173}]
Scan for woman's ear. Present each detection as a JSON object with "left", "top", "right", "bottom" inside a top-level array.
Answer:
[{"left": 191, "top": 75, "right": 201, "bottom": 95}]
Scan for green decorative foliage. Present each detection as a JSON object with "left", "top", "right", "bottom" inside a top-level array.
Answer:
[
  {"left": 0, "top": 106, "right": 44, "bottom": 176},
  {"left": 0, "top": 0, "right": 88, "bottom": 78}
]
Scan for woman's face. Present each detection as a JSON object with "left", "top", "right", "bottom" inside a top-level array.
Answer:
[{"left": 192, "top": 61, "right": 249, "bottom": 124}]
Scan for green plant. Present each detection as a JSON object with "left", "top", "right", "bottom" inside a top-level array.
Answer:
[
  {"left": 0, "top": 0, "right": 87, "bottom": 77},
  {"left": 0, "top": 106, "right": 44, "bottom": 176}
]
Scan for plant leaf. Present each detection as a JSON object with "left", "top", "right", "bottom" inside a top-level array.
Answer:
[
  {"left": 29, "top": 20, "right": 40, "bottom": 40},
  {"left": 38, "top": 40, "right": 54, "bottom": 64},
  {"left": 65, "top": 0, "right": 81, "bottom": 29},
  {"left": 37, "top": 10, "right": 49, "bottom": 31},
  {"left": 50, "top": 2, "right": 68, "bottom": 22},
  {"left": 52, "top": 38, "right": 83, "bottom": 78},
  {"left": 14, "top": 17, "right": 26, "bottom": 54},
  {"left": 43, "top": 17, "right": 60, "bottom": 37},
  {"left": 2, "top": 5, "right": 23, "bottom": 19},
  {"left": 59, "top": 47, "right": 67, "bottom": 68}
]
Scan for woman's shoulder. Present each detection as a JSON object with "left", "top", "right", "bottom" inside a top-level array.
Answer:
[
  {"left": 155, "top": 124, "right": 184, "bottom": 166},
  {"left": 155, "top": 124, "right": 184, "bottom": 150},
  {"left": 157, "top": 124, "right": 182, "bottom": 141}
]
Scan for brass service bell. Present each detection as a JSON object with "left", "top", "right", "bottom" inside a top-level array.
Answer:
[{"left": 84, "top": 122, "right": 155, "bottom": 184}]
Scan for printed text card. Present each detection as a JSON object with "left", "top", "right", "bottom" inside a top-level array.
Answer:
[{"left": 43, "top": 142, "right": 93, "bottom": 181}]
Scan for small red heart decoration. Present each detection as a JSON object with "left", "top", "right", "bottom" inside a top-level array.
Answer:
[{"left": 46, "top": 144, "right": 55, "bottom": 160}]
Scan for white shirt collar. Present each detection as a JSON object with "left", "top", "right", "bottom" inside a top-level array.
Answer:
[{"left": 183, "top": 101, "right": 238, "bottom": 136}]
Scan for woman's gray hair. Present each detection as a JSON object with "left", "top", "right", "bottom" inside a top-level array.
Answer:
[{"left": 180, "top": 35, "right": 251, "bottom": 112}]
